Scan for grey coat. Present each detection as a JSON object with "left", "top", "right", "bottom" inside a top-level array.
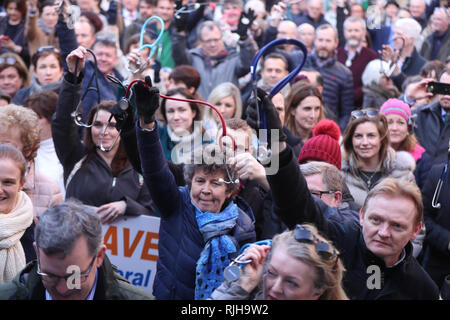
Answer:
[
  {"left": 171, "top": 32, "right": 256, "bottom": 99},
  {"left": 341, "top": 148, "right": 416, "bottom": 208}
]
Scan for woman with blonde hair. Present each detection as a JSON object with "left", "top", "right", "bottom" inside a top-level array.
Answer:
[
  {"left": 210, "top": 224, "right": 348, "bottom": 300},
  {"left": 284, "top": 81, "right": 325, "bottom": 144},
  {"left": 0, "top": 144, "right": 34, "bottom": 284},
  {"left": 204, "top": 82, "right": 243, "bottom": 141},
  {"left": 0, "top": 104, "right": 62, "bottom": 220}
]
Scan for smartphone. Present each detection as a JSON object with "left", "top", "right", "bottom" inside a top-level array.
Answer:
[{"left": 427, "top": 81, "right": 450, "bottom": 95}]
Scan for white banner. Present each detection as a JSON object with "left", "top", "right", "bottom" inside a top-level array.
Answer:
[{"left": 101, "top": 215, "right": 160, "bottom": 295}]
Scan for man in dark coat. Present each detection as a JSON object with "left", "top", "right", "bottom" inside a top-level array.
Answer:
[
  {"left": 297, "top": 0, "right": 330, "bottom": 29},
  {"left": 420, "top": 7, "right": 450, "bottom": 63},
  {"left": 0, "top": 201, "right": 153, "bottom": 300},
  {"left": 337, "top": 17, "right": 377, "bottom": 109},
  {"left": 246, "top": 89, "right": 439, "bottom": 300},
  {"left": 413, "top": 69, "right": 450, "bottom": 170},
  {"left": 421, "top": 161, "right": 450, "bottom": 291},
  {"left": 305, "top": 24, "right": 354, "bottom": 131}
]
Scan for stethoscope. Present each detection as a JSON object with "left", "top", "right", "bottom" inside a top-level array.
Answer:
[
  {"left": 431, "top": 142, "right": 450, "bottom": 209},
  {"left": 71, "top": 48, "right": 101, "bottom": 128},
  {"left": 223, "top": 239, "right": 272, "bottom": 281},
  {"left": 110, "top": 77, "right": 239, "bottom": 183},
  {"left": 250, "top": 38, "right": 307, "bottom": 160},
  {"left": 127, "top": 16, "right": 165, "bottom": 74},
  {"left": 174, "top": 2, "right": 211, "bottom": 17}
]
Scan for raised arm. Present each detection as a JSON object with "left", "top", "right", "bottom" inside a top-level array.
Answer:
[
  {"left": 51, "top": 47, "right": 89, "bottom": 179},
  {"left": 134, "top": 77, "right": 183, "bottom": 217}
]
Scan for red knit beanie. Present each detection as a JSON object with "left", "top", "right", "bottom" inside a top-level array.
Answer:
[{"left": 298, "top": 119, "right": 342, "bottom": 169}]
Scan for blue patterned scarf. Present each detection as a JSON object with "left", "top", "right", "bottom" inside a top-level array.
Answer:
[{"left": 193, "top": 200, "right": 239, "bottom": 300}]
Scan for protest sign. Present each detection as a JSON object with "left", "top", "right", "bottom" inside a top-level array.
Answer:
[{"left": 102, "top": 215, "right": 160, "bottom": 295}]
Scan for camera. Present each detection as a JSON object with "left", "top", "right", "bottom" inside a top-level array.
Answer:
[{"left": 427, "top": 81, "right": 450, "bottom": 95}]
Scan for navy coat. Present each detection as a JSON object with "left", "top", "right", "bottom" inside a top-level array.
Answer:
[{"left": 136, "top": 124, "right": 256, "bottom": 300}]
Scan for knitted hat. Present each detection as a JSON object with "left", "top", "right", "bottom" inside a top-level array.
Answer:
[
  {"left": 298, "top": 119, "right": 342, "bottom": 169},
  {"left": 380, "top": 98, "right": 411, "bottom": 124}
]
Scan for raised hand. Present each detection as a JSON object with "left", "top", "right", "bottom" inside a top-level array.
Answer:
[
  {"left": 238, "top": 244, "right": 271, "bottom": 293},
  {"left": 66, "top": 46, "right": 88, "bottom": 76},
  {"left": 135, "top": 76, "right": 160, "bottom": 125},
  {"left": 174, "top": 0, "right": 189, "bottom": 33},
  {"left": 246, "top": 87, "right": 287, "bottom": 154},
  {"left": 233, "top": 8, "right": 256, "bottom": 40}
]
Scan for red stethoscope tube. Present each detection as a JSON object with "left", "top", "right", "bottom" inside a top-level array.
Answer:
[{"left": 126, "top": 80, "right": 235, "bottom": 151}]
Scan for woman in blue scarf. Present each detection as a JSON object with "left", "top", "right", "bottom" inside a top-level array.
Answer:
[{"left": 134, "top": 77, "right": 256, "bottom": 300}]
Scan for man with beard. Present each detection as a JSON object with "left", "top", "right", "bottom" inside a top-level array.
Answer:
[
  {"left": 337, "top": 17, "right": 377, "bottom": 109},
  {"left": 304, "top": 24, "right": 354, "bottom": 131}
]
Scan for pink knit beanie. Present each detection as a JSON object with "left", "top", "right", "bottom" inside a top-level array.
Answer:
[{"left": 380, "top": 99, "right": 411, "bottom": 124}]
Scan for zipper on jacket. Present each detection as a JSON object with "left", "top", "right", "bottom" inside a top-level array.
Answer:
[{"left": 112, "top": 177, "right": 116, "bottom": 187}]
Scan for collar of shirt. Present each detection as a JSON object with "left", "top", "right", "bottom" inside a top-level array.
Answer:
[
  {"left": 344, "top": 44, "right": 363, "bottom": 66},
  {"left": 441, "top": 106, "right": 450, "bottom": 123},
  {"left": 45, "top": 269, "right": 98, "bottom": 300},
  {"left": 344, "top": 44, "right": 363, "bottom": 57},
  {"left": 387, "top": 248, "right": 406, "bottom": 268}
]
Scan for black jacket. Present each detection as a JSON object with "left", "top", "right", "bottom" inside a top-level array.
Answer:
[
  {"left": 51, "top": 73, "right": 154, "bottom": 217},
  {"left": 267, "top": 145, "right": 440, "bottom": 299},
  {"left": 413, "top": 101, "right": 450, "bottom": 168},
  {"left": 304, "top": 52, "right": 354, "bottom": 131},
  {"left": 421, "top": 162, "right": 450, "bottom": 288}
]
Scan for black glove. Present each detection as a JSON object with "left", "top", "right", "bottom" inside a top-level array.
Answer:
[
  {"left": 233, "top": 8, "right": 256, "bottom": 40},
  {"left": 174, "top": 0, "right": 189, "bottom": 33},
  {"left": 135, "top": 76, "right": 160, "bottom": 124},
  {"left": 106, "top": 0, "right": 118, "bottom": 25},
  {"left": 246, "top": 87, "right": 287, "bottom": 146},
  {"left": 111, "top": 98, "right": 134, "bottom": 132}
]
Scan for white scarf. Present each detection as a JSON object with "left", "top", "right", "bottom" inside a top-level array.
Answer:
[
  {"left": 167, "top": 124, "right": 203, "bottom": 164},
  {"left": 0, "top": 191, "right": 33, "bottom": 284}
]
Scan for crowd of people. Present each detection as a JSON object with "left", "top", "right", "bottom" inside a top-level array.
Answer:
[{"left": 0, "top": 0, "right": 449, "bottom": 301}]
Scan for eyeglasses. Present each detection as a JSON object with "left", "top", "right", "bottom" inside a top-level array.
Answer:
[
  {"left": 0, "top": 57, "right": 16, "bottom": 65},
  {"left": 36, "top": 248, "right": 97, "bottom": 286},
  {"left": 310, "top": 189, "right": 336, "bottom": 199},
  {"left": 294, "top": 225, "right": 338, "bottom": 260},
  {"left": 351, "top": 109, "right": 379, "bottom": 120}
]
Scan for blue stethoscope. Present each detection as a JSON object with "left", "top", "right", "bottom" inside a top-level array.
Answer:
[
  {"left": 431, "top": 143, "right": 450, "bottom": 209},
  {"left": 249, "top": 38, "right": 307, "bottom": 162},
  {"left": 250, "top": 38, "right": 308, "bottom": 129},
  {"left": 127, "top": 16, "right": 165, "bottom": 74}
]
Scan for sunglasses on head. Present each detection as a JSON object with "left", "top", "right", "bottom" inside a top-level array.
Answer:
[
  {"left": 0, "top": 57, "right": 16, "bottom": 65},
  {"left": 37, "top": 45, "right": 59, "bottom": 53},
  {"left": 351, "top": 109, "right": 379, "bottom": 120},
  {"left": 294, "top": 225, "right": 338, "bottom": 261}
]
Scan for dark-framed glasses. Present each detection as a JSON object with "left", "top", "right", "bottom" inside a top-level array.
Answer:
[
  {"left": 351, "top": 109, "right": 379, "bottom": 120},
  {"left": 310, "top": 189, "right": 336, "bottom": 199},
  {"left": 36, "top": 249, "right": 97, "bottom": 286},
  {"left": 294, "top": 225, "right": 338, "bottom": 260}
]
